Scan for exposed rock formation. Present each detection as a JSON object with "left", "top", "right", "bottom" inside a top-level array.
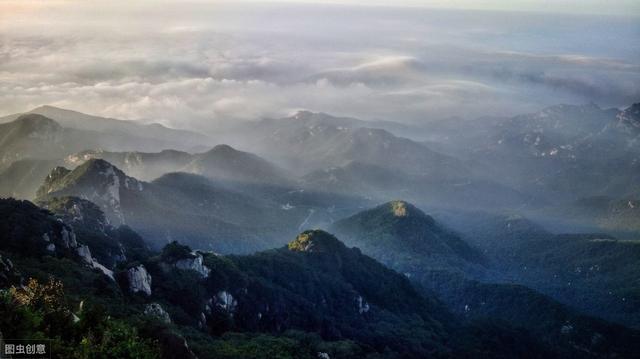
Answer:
[
  {"left": 144, "top": 303, "right": 171, "bottom": 323},
  {"left": 174, "top": 252, "right": 210, "bottom": 277},
  {"left": 214, "top": 291, "right": 237, "bottom": 314},
  {"left": 127, "top": 265, "right": 152, "bottom": 296},
  {"left": 356, "top": 295, "right": 370, "bottom": 314},
  {"left": 75, "top": 244, "right": 114, "bottom": 280}
]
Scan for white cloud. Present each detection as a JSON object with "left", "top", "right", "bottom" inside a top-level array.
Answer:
[{"left": 0, "top": 1, "right": 638, "bottom": 131}]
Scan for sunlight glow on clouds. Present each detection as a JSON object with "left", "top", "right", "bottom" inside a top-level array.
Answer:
[{"left": 0, "top": 1, "right": 638, "bottom": 131}]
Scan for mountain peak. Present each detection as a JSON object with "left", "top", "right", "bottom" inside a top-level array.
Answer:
[
  {"left": 384, "top": 200, "right": 427, "bottom": 218},
  {"left": 288, "top": 230, "right": 345, "bottom": 253},
  {"left": 290, "top": 110, "right": 323, "bottom": 120},
  {"left": 31, "top": 104, "right": 62, "bottom": 112},
  {"left": 82, "top": 157, "right": 114, "bottom": 169},
  {"left": 14, "top": 113, "right": 61, "bottom": 130},
  {"left": 186, "top": 144, "right": 288, "bottom": 185},
  {"left": 286, "top": 110, "right": 356, "bottom": 126},
  {"left": 69, "top": 158, "right": 127, "bottom": 182},
  {"left": 616, "top": 102, "right": 640, "bottom": 130},
  {"left": 331, "top": 201, "right": 485, "bottom": 266},
  {"left": 36, "top": 159, "right": 142, "bottom": 226},
  {"left": 390, "top": 200, "right": 410, "bottom": 217},
  {"left": 209, "top": 144, "right": 239, "bottom": 154}
]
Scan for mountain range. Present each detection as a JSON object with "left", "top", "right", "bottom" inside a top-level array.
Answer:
[
  {"left": 1, "top": 102, "right": 639, "bottom": 358},
  {"left": 0, "top": 105, "right": 210, "bottom": 152},
  {"left": 2, "top": 199, "right": 638, "bottom": 358}
]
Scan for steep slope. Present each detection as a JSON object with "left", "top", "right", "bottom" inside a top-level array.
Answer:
[
  {"left": 37, "top": 196, "right": 151, "bottom": 268},
  {"left": 470, "top": 103, "right": 640, "bottom": 202},
  {"left": 150, "top": 230, "right": 640, "bottom": 358},
  {"left": 36, "top": 158, "right": 145, "bottom": 225},
  {"left": 0, "top": 198, "right": 197, "bottom": 358},
  {"left": 331, "top": 201, "right": 485, "bottom": 276},
  {"left": 245, "top": 110, "right": 423, "bottom": 138},
  {"left": 203, "top": 230, "right": 452, "bottom": 356},
  {"left": 0, "top": 112, "right": 209, "bottom": 175},
  {"left": 243, "top": 111, "right": 468, "bottom": 178},
  {"left": 0, "top": 114, "right": 92, "bottom": 169},
  {"left": 0, "top": 158, "right": 61, "bottom": 200},
  {"left": 432, "top": 207, "right": 640, "bottom": 328},
  {"left": 302, "top": 161, "right": 529, "bottom": 209},
  {"left": 502, "top": 234, "right": 640, "bottom": 329},
  {"left": 35, "top": 159, "right": 308, "bottom": 253},
  {"left": 183, "top": 144, "right": 291, "bottom": 186},
  {"left": 609, "top": 102, "right": 640, "bottom": 141},
  {"left": 330, "top": 202, "right": 640, "bottom": 354},
  {"left": 2, "top": 201, "right": 638, "bottom": 359},
  {"left": 235, "top": 111, "right": 529, "bottom": 210},
  {"left": 431, "top": 209, "right": 554, "bottom": 254},
  {"left": 0, "top": 198, "right": 116, "bottom": 280},
  {"left": 148, "top": 230, "right": 557, "bottom": 358},
  {"left": 1, "top": 105, "right": 210, "bottom": 152},
  {"left": 65, "top": 149, "right": 194, "bottom": 181},
  {"left": 428, "top": 276, "right": 640, "bottom": 358},
  {"left": 65, "top": 145, "right": 291, "bottom": 186}
]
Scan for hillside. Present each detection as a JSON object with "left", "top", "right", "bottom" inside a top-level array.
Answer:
[
  {"left": 502, "top": 234, "right": 640, "bottom": 329},
  {"left": 0, "top": 158, "right": 61, "bottom": 200},
  {"left": 35, "top": 159, "right": 313, "bottom": 253},
  {"left": 0, "top": 105, "right": 210, "bottom": 152},
  {"left": 183, "top": 144, "right": 292, "bottom": 186},
  {"left": 331, "top": 201, "right": 486, "bottom": 277},
  {"left": 2, "top": 202, "right": 637, "bottom": 358},
  {"left": 241, "top": 111, "right": 469, "bottom": 179},
  {"left": 64, "top": 145, "right": 291, "bottom": 186},
  {"left": 0, "top": 114, "right": 92, "bottom": 169},
  {"left": 65, "top": 149, "right": 193, "bottom": 181}
]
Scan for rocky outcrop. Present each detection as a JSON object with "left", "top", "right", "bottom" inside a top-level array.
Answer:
[
  {"left": 214, "top": 291, "right": 237, "bottom": 314},
  {"left": 39, "top": 196, "right": 108, "bottom": 232},
  {"left": 76, "top": 244, "right": 114, "bottom": 280},
  {"left": 144, "top": 303, "right": 171, "bottom": 323},
  {"left": 36, "top": 159, "right": 144, "bottom": 226},
  {"left": 287, "top": 230, "right": 346, "bottom": 253},
  {"left": 126, "top": 265, "right": 152, "bottom": 296},
  {"left": 174, "top": 252, "right": 210, "bottom": 277},
  {"left": 59, "top": 227, "right": 78, "bottom": 249},
  {"left": 39, "top": 220, "right": 114, "bottom": 280},
  {"left": 356, "top": 295, "right": 370, "bottom": 314},
  {"left": 76, "top": 244, "right": 93, "bottom": 263}
]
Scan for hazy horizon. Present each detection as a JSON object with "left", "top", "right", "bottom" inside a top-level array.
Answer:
[{"left": 1, "top": 1, "right": 639, "bottom": 133}]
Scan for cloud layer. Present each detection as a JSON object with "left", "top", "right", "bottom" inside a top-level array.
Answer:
[{"left": 1, "top": 2, "right": 638, "bottom": 131}]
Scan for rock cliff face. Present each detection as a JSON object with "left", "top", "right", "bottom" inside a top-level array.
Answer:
[
  {"left": 75, "top": 244, "right": 114, "bottom": 280},
  {"left": 0, "top": 199, "right": 117, "bottom": 283},
  {"left": 38, "top": 196, "right": 151, "bottom": 269},
  {"left": 287, "top": 230, "right": 345, "bottom": 253},
  {"left": 214, "top": 291, "right": 237, "bottom": 313},
  {"left": 36, "top": 159, "right": 144, "bottom": 226},
  {"left": 355, "top": 295, "right": 370, "bottom": 314},
  {"left": 174, "top": 252, "right": 210, "bottom": 277},
  {"left": 126, "top": 265, "right": 152, "bottom": 296}
]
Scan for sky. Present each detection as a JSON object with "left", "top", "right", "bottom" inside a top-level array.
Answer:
[
  {"left": 0, "top": 1, "right": 639, "bottom": 131},
  {"left": 244, "top": 0, "right": 640, "bottom": 15}
]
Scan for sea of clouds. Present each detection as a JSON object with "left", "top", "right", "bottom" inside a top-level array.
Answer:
[{"left": 1, "top": 1, "right": 638, "bottom": 132}]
